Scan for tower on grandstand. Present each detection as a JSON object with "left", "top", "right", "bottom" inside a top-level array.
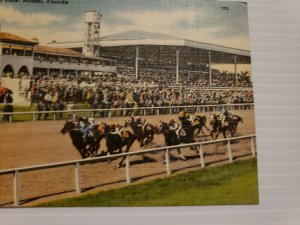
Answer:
[{"left": 83, "top": 10, "right": 102, "bottom": 57}]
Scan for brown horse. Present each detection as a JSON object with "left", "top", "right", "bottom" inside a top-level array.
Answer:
[
  {"left": 98, "top": 122, "right": 136, "bottom": 167},
  {"left": 61, "top": 120, "right": 102, "bottom": 158},
  {"left": 156, "top": 121, "right": 198, "bottom": 160},
  {"left": 193, "top": 115, "right": 210, "bottom": 137},
  {"left": 209, "top": 114, "right": 243, "bottom": 140},
  {"left": 124, "top": 117, "right": 156, "bottom": 147}
]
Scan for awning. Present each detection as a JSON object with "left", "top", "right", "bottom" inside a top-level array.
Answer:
[
  {"left": 11, "top": 46, "right": 24, "bottom": 50},
  {"left": 2, "top": 44, "right": 10, "bottom": 49}
]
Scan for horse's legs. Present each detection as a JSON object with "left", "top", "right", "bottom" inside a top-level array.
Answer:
[
  {"left": 215, "top": 130, "right": 221, "bottom": 139},
  {"left": 94, "top": 140, "right": 101, "bottom": 155},
  {"left": 234, "top": 123, "right": 238, "bottom": 134},
  {"left": 144, "top": 133, "right": 154, "bottom": 146},
  {"left": 106, "top": 147, "right": 113, "bottom": 163},
  {"left": 204, "top": 124, "right": 210, "bottom": 131},
  {"left": 177, "top": 148, "right": 186, "bottom": 160},
  {"left": 118, "top": 139, "right": 134, "bottom": 167},
  {"left": 196, "top": 127, "right": 201, "bottom": 136},
  {"left": 210, "top": 130, "right": 215, "bottom": 140},
  {"left": 139, "top": 138, "right": 144, "bottom": 147},
  {"left": 199, "top": 127, "right": 206, "bottom": 136},
  {"left": 80, "top": 147, "right": 87, "bottom": 159},
  {"left": 222, "top": 129, "right": 227, "bottom": 139}
]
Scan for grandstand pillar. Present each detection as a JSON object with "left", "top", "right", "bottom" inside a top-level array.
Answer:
[
  {"left": 176, "top": 49, "right": 179, "bottom": 84},
  {"left": 135, "top": 46, "right": 139, "bottom": 80},
  {"left": 234, "top": 56, "right": 238, "bottom": 86},
  {"left": 208, "top": 51, "right": 212, "bottom": 85}
]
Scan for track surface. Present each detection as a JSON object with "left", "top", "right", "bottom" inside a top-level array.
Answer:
[{"left": 0, "top": 110, "right": 256, "bottom": 206}]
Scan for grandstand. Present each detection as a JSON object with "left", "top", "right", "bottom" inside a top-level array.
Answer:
[
  {"left": 0, "top": 10, "right": 253, "bottom": 108},
  {"left": 0, "top": 31, "right": 116, "bottom": 79},
  {"left": 49, "top": 30, "right": 251, "bottom": 86}
]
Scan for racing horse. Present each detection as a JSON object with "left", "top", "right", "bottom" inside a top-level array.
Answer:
[
  {"left": 226, "top": 114, "right": 243, "bottom": 134},
  {"left": 209, "top": 114, "right": 243, "bottom": 140},
  {"left": 61, "top": 120, "right": 102, "bottom": 158},
  {"left": 192, "top": 115, "right": 210, "bottom": 137},
  {"left": 124, "top": 117, "right": 156, "bottom": 147},
  {"left": 178, "top": 112, "right": 199, "bottom": 141},
  {"left": 156, "top": 121, "right": 197, "bottom": 160},
  {"left": 98, "top": 122, "right": 136, "bottom": 167}
]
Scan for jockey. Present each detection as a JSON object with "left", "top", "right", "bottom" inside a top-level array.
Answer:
[
  {"left": 221, "top": 107, "right": 233, "bottom": 126},
  {"left": 109, "top": 122, "right": 123, "bottom": 137},
  {"left": 135, "top": 116, "right": 147, "bottom": 131},
  {"left": 178, "top": 111, "right": 185, "bottom": 120},
  {"left": 185, "top": 112, "right": 194, "bottom": 123},
  {"left": 169, "top": 119, "right": 183, "bottom": 137},
  {"left": 218, "top": 113, "right": 226, "bottom": 126},
  {"left": 179, "top": 111, "right": 193, "bottom": 122},
  {"left": 77, "top": 117, "right": 96, "bottom": 140}
]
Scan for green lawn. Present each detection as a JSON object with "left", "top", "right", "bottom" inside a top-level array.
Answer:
[
  {"left": 0, "top": 105, "right": 34, "bottom": 121},
  {"left": 37, "top": 158, "right": 259, "bottom": 207},
  {"left": 0, "top": 103, "right": 94, "bottom": 122}
]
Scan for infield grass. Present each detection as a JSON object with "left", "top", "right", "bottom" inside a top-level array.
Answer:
[{"left": 37, "top": 158, "right": 259, "bottom": 207}]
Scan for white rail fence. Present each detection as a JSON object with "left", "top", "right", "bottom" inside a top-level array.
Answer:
[
  {"left": 0, "top": 103, "right": 254, "bottom": 123},
  {"left": 0, "top": 134, "right": 256, "bottom": 206}
]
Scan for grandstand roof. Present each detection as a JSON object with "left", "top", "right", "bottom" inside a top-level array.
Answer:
[
  {"left": 100, "top": 30, "right": 250, "bottom": 57},
  {"left": 48, "top": 30, "right": 251, "bottom": 64},
  {"left": 0, "top": 32, "right": 37, "bottom": 45},
  {"left": 34, "top": 45, "right": 81, "bottom": 56},
  {"left": 101, "top": 30, "right": 181, "bottom": 41}
]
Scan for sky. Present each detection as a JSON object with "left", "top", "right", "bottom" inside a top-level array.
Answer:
[{"left": 0, "top": 0, "right": 251, "bottom": 50}]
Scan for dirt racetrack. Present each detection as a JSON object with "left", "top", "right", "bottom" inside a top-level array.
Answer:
[{"left": 0, "top": 109, "right": 256, "bottom": 206}]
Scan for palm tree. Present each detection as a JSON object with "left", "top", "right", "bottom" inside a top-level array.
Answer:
[
  {"left": 239, "top": 71, "right": 250, "bottom": 83},
  {"left": 221, "top": 70, "right": 229, "bottom": 76}
]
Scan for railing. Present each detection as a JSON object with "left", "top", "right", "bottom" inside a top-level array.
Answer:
[
  {"left": 0, "top": 103, "right": 254, "bottom": 123},
  {"left": 0, "top": 134, "right": 256, "bottom": 206}
]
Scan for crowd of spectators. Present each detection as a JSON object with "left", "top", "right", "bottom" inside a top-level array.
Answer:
[
  {"left": 116, "top": 67, "right": 252, "bottom": 88},
  {"left": 33, "top": 53, "right": 115, "bottom": 66},
  {"left": 25, "top": 70, "right": 253, "bottom": 118}
]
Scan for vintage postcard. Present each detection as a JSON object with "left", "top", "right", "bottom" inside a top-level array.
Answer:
[{"left": 0, "top": 0, "right": 258, "bottom": 207}]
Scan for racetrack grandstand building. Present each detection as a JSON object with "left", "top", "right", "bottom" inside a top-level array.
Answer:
[
  {"left": 48, "top": 30, "right": 251, "bottom": 85},
  {"left": 0, "top": 32, "right": 117, "bottom": 79}
]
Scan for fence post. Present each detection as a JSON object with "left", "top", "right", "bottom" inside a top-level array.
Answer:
[
  {"left": 198, "top": 144, "right": 205, "bottom": 168},
  {"left": 144, "top": 109, "right": 146, "bottom": 116},
  {"left": 9, "top": 115, "right": 12, "bottom": 123},
  {"left": 72, "top": 112, "right": 76, "bottom": 120},
  {"left": 91, "top": 112, "right": 95, "bottom": 118},
  {"left": 53, "top": 113, "right": 56, "bottom": 121},
  {"left": 13, "top": 170, "right": 19, "bottom": 207},
  {"left": 165, "top": 148, "right": 171, "bottom": 175},
  {"left": 227, "top": 140, "right": 233, "bottom": 162},
  {"left": 251, "top": 137, "right": 256, "bottom": 156},
  {"left": 126, "top": 155, "right": 131, "bottom": 183},
  {"left": 75, "top": 162, "right": 81, "bottom": 194},
  {"left": 157, "top": 109, "right": 160, "bottom": 115},
  {"left": 32, "top": 113, "right": 36, "bottom": 121}
]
